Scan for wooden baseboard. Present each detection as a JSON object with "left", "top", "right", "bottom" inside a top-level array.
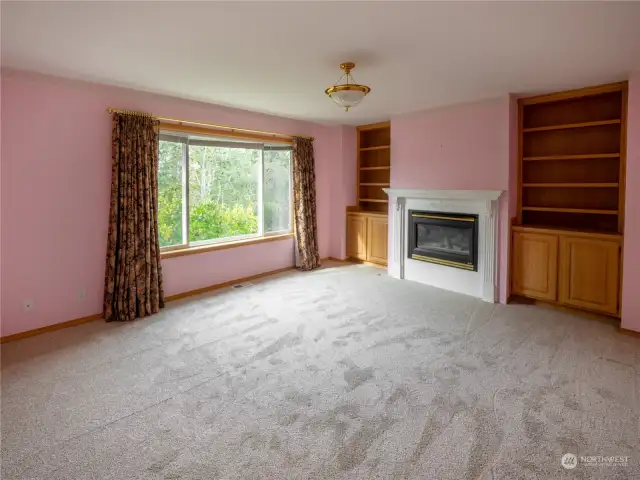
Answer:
[
  {"left": 164, "top": 266, "right": 294, "bottom": 302},
  {"left": 620, "top": 327, "right": 640, "bottom": 338},
  {"left": 510, "top": 294, "right": 621, "bottom": 323},
  {"left": 1, "top": 265, "right": 297, "bottom": 344},
  {"left": 344, "top": 257, "right": 387, "bottom": 268},
  {"left": 324, "top": 257, "right": 351, "bottom": 263},
  {"left": 0, "top": 313, "right": 103, "bottom": 344}
]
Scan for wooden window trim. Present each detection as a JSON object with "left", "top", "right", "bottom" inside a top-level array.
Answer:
[
  {"left": 160, "top": 233, "right": 294, "bottom": 259},
  {"left": 159, "top": 122, "right": 293, "bottom": 145}
]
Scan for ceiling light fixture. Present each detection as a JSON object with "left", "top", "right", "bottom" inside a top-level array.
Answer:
[{"left": 324, "top": 62, "right": 371, "bottom": 112}]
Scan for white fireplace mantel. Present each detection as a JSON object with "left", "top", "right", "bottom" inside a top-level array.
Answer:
[
  {"left": 384, "top": 189, "right": 503, "bottom": 202},
  {"left": 383, "top": 188, "right": 504, "bottom": 302}
]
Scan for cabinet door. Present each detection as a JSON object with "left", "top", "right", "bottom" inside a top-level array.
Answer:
[
  {"left": 346, "top": 215, "right": 367, "bottom": 261},
  {"left": 512, "top": 232, "right": 558, "bottom": 301},
  {"left": 559, "top": 237, "right": 620, "bottom": 315},
  {"left": 366, "top": 216, "right": 388, "bottom": 265}
]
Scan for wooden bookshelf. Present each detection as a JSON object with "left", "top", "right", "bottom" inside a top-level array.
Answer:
[
  {"left": 517, "top": 82, "right": 627, "bottom": 234},
  {"left": 511, "top": 82, "right": 628, "bottom": 317},
  {"left": 357, "top": 122, "right": 390, "bottom": 213},
  {"left": 344, "top": 121, "right": 391, "bottom": 267}
]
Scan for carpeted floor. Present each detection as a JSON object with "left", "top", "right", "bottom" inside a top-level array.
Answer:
[{"left": 1, "top": 263, "right": 639, "bottom": 479}]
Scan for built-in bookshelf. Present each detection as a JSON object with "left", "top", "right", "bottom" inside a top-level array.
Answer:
[
  {"left": 518, "top": 82, "right": 627, "bottom": 234},
  {"left": 357, "top": 122, "right": 390, "bottom": 213}
]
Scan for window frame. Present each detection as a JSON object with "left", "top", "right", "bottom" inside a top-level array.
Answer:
[{"left": 158, "top": 131, "right": 294, "bottom": 254}]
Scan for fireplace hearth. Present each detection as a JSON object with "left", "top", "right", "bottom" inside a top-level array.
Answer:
[{"left": 408, "top": 210, "right": 479, "bottom": 271}]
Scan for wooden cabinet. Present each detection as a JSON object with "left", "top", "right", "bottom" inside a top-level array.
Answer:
[
  {"left": 559, "top": 237, "right": 620, "bottom": 315},
  {"left": 511, "top": 226, "right": 621, "bottom": 316},
  {"left": 346, "top": 212, "right": 387, "bottom": 265},
  {"left": 512, "top": 231, "right": 558, "bottom": 301},
  {"left": 366, "top": 216, "right": 388, "bottom": 265},
  {"left": 346, "top": 214, "right": 367, "bottom": 261}
]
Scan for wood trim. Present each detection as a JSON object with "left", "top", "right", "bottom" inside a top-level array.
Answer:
[
  {"left": 523, "top": 153, "right": 620, "bottom": 161},
  {"left": 522, "top": 119, "right": 620, "bottom": 133},
  {"left": 619, "top": 85, "right": 628, "bottom": 233},
  {"left": 620, "top": 328, "right": 640, "bottom": 338},
  {"left": 359, "top": 145, "right": 390, "bottom": 151},
  {"left": 0, "top": 313, "right": 103, "bottom": 344},
  {"left": 345, "top": 257, "right": 387, "bottom": 268},
  {"left": 511, "top": 295, "right": 622, "bottom": 322},
  {"left": 518, "top": 81, "right": 627, "bottom": 106},
  {"left": 507, "top": 216, "right": 515, "bottom": 301},
  {"left": 517, "top": 101, "right": 524, "bottom": 225},
  {"left": 356, "top": 121, "right": 390, "bottom": 131},
  {"left": 347, "top": 210, "right": 388, "bottom": 218},
  {"left": 522, "top": 183, "right": 619, "bottom": 188},
  {"left": 325, "top": 257, "right": 351, "bottom": 263},
  {"left": 1, "top": 265, "right": 298, "bottom": 343},
  {"left": 164, "top": 266, "right": 295, "bottom": 302},
  {"left": 521, "top": 207, "right": 618, "bottom": 215},
  {"left": 512, "top": 225, "right": 622, "bottom": 243},
  {"left": 356, "top": 127, "right": 361, "bottom": 212},
  {"left": 160, "top": 233, "right": 293, "bottom": 259},
  {"left": 159, "top": 122, "right": 293, "bottom": 145}
]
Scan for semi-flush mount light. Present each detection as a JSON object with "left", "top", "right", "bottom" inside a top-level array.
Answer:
[{"left": 324, "top": 62, "right": 371, "bottom": 112}]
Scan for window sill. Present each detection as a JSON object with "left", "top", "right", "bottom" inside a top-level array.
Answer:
[{"left": 161, "top": 233, "right": 294, "bottom": 259}]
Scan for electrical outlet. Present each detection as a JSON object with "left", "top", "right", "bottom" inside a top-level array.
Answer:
[
  {"left": 77, "top": 289, "right": 86, "bottom": 302},
  {"left": 23, "top": 299, "right": 35, "bottom": 311}
]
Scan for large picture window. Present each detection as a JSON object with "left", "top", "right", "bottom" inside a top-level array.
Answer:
[{"left": 158, "top": 132, "right": 292, "bottom": 250}]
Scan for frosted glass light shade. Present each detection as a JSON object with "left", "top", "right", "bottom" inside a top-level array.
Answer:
[
  {"left": 328, "top": 89, "right": 367, "bottom": 108},
  {"left": 325, "top": 84, "right": 371, "bottom": 111}
]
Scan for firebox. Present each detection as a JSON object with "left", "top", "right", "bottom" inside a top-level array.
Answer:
[{"left": 408, "top": 210, "right": 479, "bottom": 271}]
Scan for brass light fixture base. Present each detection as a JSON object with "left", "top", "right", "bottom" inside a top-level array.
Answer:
[{"left": 340, "top": 62, "right": 356, "bottom": 74}]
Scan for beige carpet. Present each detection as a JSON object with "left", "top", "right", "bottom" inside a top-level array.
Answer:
[{"left": 1, "top": 263, "right": 639, "bottom": 479}]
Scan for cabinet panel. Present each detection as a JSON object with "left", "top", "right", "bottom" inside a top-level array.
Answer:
[
  {"left": 346, "top": 215, "right": 367, "bottom": 261},
  {"left": 512, "top": 232, "right": 558, "bottom": 301},
  {"left": 366, "top": 216, "right": 388, "bottom": 265},
  {"left": 559, "top": 237, "right": 619, "bottom": 315}
]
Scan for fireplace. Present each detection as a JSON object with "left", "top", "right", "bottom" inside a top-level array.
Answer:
[{"left": 408, "top": 210, "right": 479, "bottom": 271}]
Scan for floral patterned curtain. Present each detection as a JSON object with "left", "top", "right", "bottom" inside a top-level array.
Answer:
[
  {"left": 104, "top": 113, "right": 165, "bottom": 321},
  {"left": 292, "top": 137, "right": 320, "bottom": 271}
]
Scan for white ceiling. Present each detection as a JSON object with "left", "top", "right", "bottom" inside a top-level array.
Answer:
[{"left": 2, "top": 1, "right": 640, "bottom": 126}]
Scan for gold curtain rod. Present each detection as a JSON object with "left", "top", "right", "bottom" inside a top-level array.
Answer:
[{"left": 106, "top": 108, "right": 314, "bottom": 140}]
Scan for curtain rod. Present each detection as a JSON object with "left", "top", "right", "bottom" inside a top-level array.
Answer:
[{"left": 106, "top": 108, "right": 314, "bottom": 140}]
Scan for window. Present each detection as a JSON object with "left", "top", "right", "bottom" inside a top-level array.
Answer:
[{"left": 158, "top": 132, "right": 292, "bottom": 250}]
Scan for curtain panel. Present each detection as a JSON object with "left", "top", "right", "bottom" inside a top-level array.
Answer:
[
  {"left": 104, "top": 113, "right": 165, "bottom": 321},
  {"left": 292, "top": 137, "right": 321, "bottom": 271}
]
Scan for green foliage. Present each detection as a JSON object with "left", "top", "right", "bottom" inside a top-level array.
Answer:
[
  {"left": 158, "top": 183, "right": 182, "bottom": 246},
  {"left": 189, "top": 202, "right": 257, "bottom": 242},
  {"left": 157, "top": 138, "right": 289, "bottom": 247}
]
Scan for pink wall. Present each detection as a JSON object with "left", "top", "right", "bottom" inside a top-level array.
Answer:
[
  {"left": 0, "top": 70, "right": 345, "bottom": 337},
  {"left": 621, "top": 71, "right": 640, "bottom": 332},
  {"left": 330, "top": 126, "right": 357, "bottom": 259},
  {"left": 390, "top": 97, "right": 515, "bottom": 303}
]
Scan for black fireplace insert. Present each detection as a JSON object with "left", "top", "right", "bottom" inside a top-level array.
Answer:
[{"left": 408, "top": 210, "right": 479, "bottom": 271}]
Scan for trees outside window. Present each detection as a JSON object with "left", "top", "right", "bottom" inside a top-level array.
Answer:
[{"left": 158, "top": 134, "right": 291, "bottom": 249}]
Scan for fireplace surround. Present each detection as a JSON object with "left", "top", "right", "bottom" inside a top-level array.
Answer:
[
  {"left": 408, "top": 210, "right": 479, "bottom": 271},
  {"left": 384, "top": 189, "right": 503, "bottom": 302}
]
